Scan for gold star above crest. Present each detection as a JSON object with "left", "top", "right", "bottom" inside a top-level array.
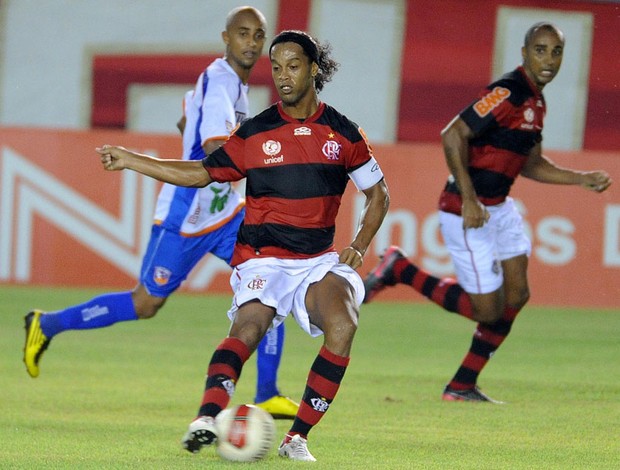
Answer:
[{"left": 328, "top": 132, "right": 335, "bottom": 138}]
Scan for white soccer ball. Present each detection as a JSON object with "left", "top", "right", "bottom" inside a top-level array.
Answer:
[{"left": 215, "top": 404, "right": 276, "bottom": 462}]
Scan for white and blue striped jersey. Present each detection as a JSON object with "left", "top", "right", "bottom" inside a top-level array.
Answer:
[{"left": 153, "top": 58, "right": 246, "bottom": 236}]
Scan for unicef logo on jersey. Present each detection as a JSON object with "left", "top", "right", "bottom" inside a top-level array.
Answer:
[
  {"left": 322, "top": 140, "right": 341, "bottom": 160},
  {"left": 262, "top": 140, "right": 281, "bottom": 156}
]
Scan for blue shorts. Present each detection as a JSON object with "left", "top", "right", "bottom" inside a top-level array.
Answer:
[{"left": 140, "top": 209, "right": 244, "bottom": 297}]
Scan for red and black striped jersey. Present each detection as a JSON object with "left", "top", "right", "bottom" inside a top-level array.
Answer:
[
  {"left": 439, "top": 66, "right": 545, "bottom": 214},
  {"left": 202, "top": 101, "right": 376, "bottom": 266}
]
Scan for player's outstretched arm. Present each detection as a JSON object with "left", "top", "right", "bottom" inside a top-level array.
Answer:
[
  {"left": 96, "top": 145, "right": 213, "bottom": 188},
  {"left": 521, "top": 143, "right": 612, "bottom": 193}
]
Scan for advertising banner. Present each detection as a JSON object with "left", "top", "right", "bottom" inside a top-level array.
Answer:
[{"left": 1, "top": 128, "right": 618, "bottom": 308}]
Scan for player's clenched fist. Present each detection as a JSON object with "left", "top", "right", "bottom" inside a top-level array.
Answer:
[
  {"left": 96, "top": 145, "right": 130, "bottom": 171},
  {"left": 580, "top": 170, "right": 612, "bottom": 193}
]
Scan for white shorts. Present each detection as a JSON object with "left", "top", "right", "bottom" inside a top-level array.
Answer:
[
  {"left": 226, "top": 252, "right": 365, "bottom": 337},
  {"left": 439, "top": 197, "right": 531, "bottom": 295}
]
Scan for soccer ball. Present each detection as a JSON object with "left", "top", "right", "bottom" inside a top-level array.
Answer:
[{"left": 215, "top": 404, "right": 276, "bottom": 462}]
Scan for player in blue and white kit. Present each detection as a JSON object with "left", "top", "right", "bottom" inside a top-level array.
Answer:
[{"left": 23, "top": 6, "right": 298, "bottom": 419}]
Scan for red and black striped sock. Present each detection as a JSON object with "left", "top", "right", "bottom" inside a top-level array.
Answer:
[
  {"left": 288, "top": 346, "right": 350, "bottom": 438},
  {"left": 392, "top": 259, "right": 474, "bottom": 320},
  {"left": 448, "top": 306, "right": 520, "bottom": 390},
  {"left": 197, "top": 337, "right": 251, "bottom": 417}
]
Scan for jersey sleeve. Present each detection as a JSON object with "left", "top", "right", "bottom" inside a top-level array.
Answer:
[
  {"left": 197, "top": 73, "right": 239, "bottom": 144},
  {"left": 459, "top": 84, "right": 515, "bottom": 136},
  {"left": 201, "top": 132, "right": 246, "bottom": 182},
  {"left": 346, "top": 126, "right": 384, "bottom": 191}
]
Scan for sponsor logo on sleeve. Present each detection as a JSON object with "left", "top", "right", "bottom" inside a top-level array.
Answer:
[
  {"left": 358, "top": 127, "right": 375, "bottom": 156},
  {"left": 473, "top": 87, "right": 511, "bottom": 117}
]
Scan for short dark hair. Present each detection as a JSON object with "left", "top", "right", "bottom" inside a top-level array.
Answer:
[
  {"left": 269, "top": 30, "right": 339, "bottom": 93},
  {"left": 225, "top": 6, "right": 266, "bottom": 32},
  {"left": 524, "top": 22, "right": 564, "bottom": 47}
]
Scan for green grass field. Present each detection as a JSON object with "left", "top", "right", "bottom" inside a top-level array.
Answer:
[{"left": 1, "top": 284, "right": 618, "bottom": 469}]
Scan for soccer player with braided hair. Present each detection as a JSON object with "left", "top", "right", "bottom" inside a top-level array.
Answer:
[{"left": 96, "top": 30, "right": 390, "bottom": 461}]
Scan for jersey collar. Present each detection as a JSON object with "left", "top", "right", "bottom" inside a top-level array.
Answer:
[
  {"left": 517, "top": 65, "right": 542, "bottom": 97},
  {"left": 277, "top": 101, "right": 325, "bottom": 123}
]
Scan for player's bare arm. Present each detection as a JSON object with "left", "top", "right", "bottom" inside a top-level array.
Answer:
[
  {"left": 177, "top": 115, "right": 186, "bottom": 134},
  {"left": 441, "top": 116, "right": 490, "bottom": 228},
  {"left": 340, "top": 179, "right": 390, "bottom": 269},
  {"left": 96, "top": 145, "right": 213, "bottom": 188},
  {"left": 521, "top": 143, "right": 612, "bottom": 192},
  {"left": 202, "top": 138, "right": 227, "bottom": 155}
]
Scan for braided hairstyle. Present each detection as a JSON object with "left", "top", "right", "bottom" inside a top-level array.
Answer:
[{"left": 269, "top": 30, "right": 339, "bottom": 93}]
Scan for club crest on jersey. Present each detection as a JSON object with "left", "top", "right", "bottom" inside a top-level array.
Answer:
[
  {"left": 473, "top": 86, "right": 511, "bottom": 117},
  {"left": 322, "top": 140, "right": 341, "bottom": 160},
  {"left": 294, "top": 126, "right": 312, "bottom": 136},
  {"left": 520, "top": 108, "right": 536, "bottom": 130},
  {"left": 262, "top": 140, "right": 281, "bottom": 156},
  {"left": 247, "top": 275, "right": 267, "bottom": 291},
  {"left": 153, "top": 266, "right": 172, "bottom": 285}
]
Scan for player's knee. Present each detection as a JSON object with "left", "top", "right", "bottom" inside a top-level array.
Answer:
[
  {"left": 133, "top": 296, "right": 166, "bottom": 319},
  {"left": 338, "top": 311, "right": 359, "bottom": 337},
  {"left": 323, "top": 315, "right": 357, "bottom": 357},
  {"left": 337, "top": 295, "right": 360, "bottom": 337},
  {"left": 470, "top": 298, "right": 504, "bottom": 323},
  {"left": 136, "top": 308, "right": 158, "bottom": 319},
  {"left": 506, "top": 286, "right": 530, "bottom": 311},
  {"left": 472, "top": 308, "right": 503, "bottom": 323},
  {"left": 327, "top": 306, "right": 359, "bottom": 344},
  {"left": 514, "top": 289, "right": 530, "bottom": 311}
]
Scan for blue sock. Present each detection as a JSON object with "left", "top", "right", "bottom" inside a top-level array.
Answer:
[
  {"left": 254, "top": 322, "right": 285, "bottom": 403},
  {"left": 39, "top": 291, "right": 138, "bottom": 338}
]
